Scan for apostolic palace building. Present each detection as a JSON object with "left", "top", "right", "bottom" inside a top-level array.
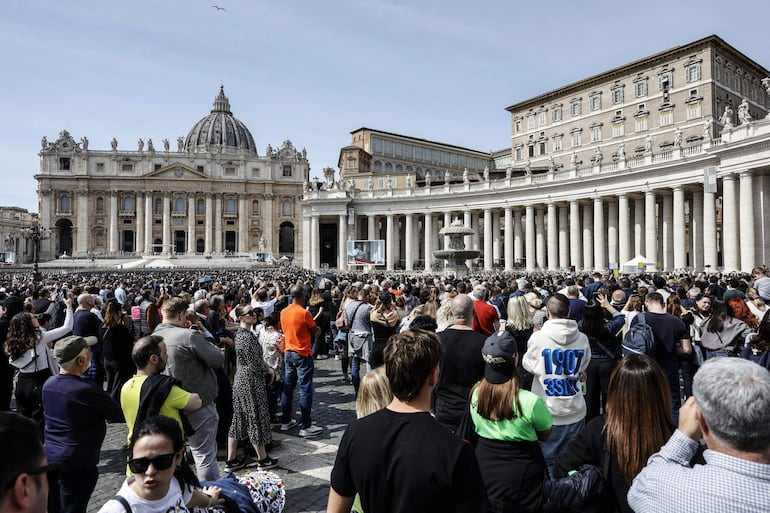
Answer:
[{"left": 32, "top": 35, "right": 770, "bottom": 273}]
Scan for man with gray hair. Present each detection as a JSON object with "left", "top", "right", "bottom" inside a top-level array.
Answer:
[
  {"left": 434, "top": 294, "right": 486, "bottom": 433},
  {"left": 628, "top": 358, "right": 770, "bottom": 512},
  {"left": 471, "top": 285, "right": 499, "bottom": 336}
]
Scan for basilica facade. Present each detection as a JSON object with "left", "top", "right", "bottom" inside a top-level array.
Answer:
[
  {"left": 303, "top": 35, "right": 770, "bottom": 273},
  {"left": 36, "top": 87, "right": 307, "bottom": 262}
]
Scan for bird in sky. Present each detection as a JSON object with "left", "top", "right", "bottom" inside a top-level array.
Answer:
[{"left": 212, "top": 5, "right": 225, "bottom": 11}]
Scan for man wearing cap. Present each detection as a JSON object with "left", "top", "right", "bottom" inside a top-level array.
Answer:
[
  {"left": 0, "top": 412, "right": 53, "bottom": 513},
  {"left": 42, "top": 335, "right": 123, "bottom": 513},
  {"left": 433, "top": 294, "right": 486, "bottom": 434},
  {"left": 0, "top": 295, "right": 24, "bottom": 411}
]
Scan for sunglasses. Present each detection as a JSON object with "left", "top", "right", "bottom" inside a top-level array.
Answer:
[
  {"left": 127, "top": 453, "right": 177, "bottom": 474},
  {"left": 240, "top": 310, "right": 256, "bottom": 317},
  {"left": 3, "top": 463, "right": 58, "bottom": 491}
]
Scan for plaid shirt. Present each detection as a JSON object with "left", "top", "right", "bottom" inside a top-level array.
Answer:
[{"left": 628, "top": 430, "right": 770, "bottom": 512}]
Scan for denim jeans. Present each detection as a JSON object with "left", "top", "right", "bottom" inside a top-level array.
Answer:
[
  {"left": 706, "top": 349, "right": 729, "bottom": 359},
  {"left": 281, "top": 351, "right": 315, "bottom": 428},
  {"left": 350, "top": 356, "right": 365, "bottom": 393},
  {"left": 540, "top": 419, "right": 585, "bottom": 479},
  {"left": 48, "top": 467, "right": 98, "bottom": 513}
]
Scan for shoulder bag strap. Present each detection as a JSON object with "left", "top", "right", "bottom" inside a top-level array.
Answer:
[
  {"left": 346, "top": 302, "right": 365, "bottom": 340},
  {"left": 112, "top": 495, "right": 132, "bottom": 513}
]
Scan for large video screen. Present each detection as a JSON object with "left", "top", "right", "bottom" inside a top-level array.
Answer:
[{"left": 347, "top": 240, "right": 385, "bottom": 266}]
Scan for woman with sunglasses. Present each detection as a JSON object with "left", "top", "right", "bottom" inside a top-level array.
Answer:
[
  {"left": 97, "top": 415, "right": 222, "bottom": 512},
  {"left": 223, "top": 304, "right": 277, "bottom": 472}
]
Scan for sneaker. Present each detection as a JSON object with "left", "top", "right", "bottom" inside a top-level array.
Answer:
[
  {"left": 257, "top": 456, "right": 278, "bottom": 470},
  {"left": 299, "top": 425, "right": 323, "bottom": 438},
  {"left": 316, "top": 354, "right": 329, "bottom": 360},
  {"left": 334, "top": 354, "right": 340, "bottom": 360},
  {"left": 224, "top": 458, "right": 247, "bottom": 473},
  {"left": 280, "top": 419, "right": 298, "bottom": 431}
]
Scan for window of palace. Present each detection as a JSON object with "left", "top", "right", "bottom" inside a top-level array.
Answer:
[
  {"left": 589, "top": 92, "right": 601, "bottom": 111},
  {"left": 197, "top": 165, "right": 204, "bottom": 173},
  {"left": 515, "top": 117, "right": 523, "bottom": 133},
  {"left": 224, "top": 166, "right": 236, "bottom": 176},
  {"left": 552, "top": 104, "right": 562, "bottom": 122},
  {"left": 570, "top": 98, "right": 582, "bottom": 117},
  {"left": 527, "top": 113, "right": 535, "bottom": 129},
  {"left": 514, "top": 145, "right": 523, "bottom": 161},
  {"left": 346, "top": 157, "right": 356, "bottom": 169},
  {"left": 570, "top": 128, "right": 582, "bottom": 147},
  {"left": 552, "top": 135, "right": 563, "bottom": 152},
  {"left": 122, "top": 163, "right": 133, "bottom": 172},
  {"left": 659, "top": 105, "right": 674, "bottom": 126},
  {"left": 59, "top": 158, "right": 70, "bottom": 171},
  {"left": 658, "top": 68, "right": 673, "bottom": 91},
  {"left": 283, "top": 165, "right": 292, "bottom": 177},
  {"left": 174, "top": 196, "right": 185, "bottom": 213},
  {"left": 95, "top": 162, "right": 104, "bottom": 173},
  {"left": 225, "top": 198, "right": 236, "bottom": 213},
  {"left": 197, "top": 199, "right": 205, "bottom": 214},
  {"left": 154, "top": 164, "right": 162, "bottom": 171},
  {"left": 96, "top": 197, "right": 104, "bottom": 214},
  {"left": 154, "top": 198, "right": 162, "bottom": 214},
  {"left": 611, "top": 82, "right": 625, "bottom": 104},
  {"left": 538, "top": 109, "right": 547, "bottom": 127},
  {"left": 59, "top": 195, "right": 71, "bottom": 213},
  {"left": 123, "top": 195, "right": 134, "bottom": 212},
  {"left": 634, "top": 75, "right": 648, "bottom": 98},
  {"left": 685, "top": 57, "right": 702, "bottom": 82},
  {"left": 590, "top": 123, "right": 602, "bottom": 142},
  {"left": 372, "top": 160, "right": 382, "bottom": 173}
]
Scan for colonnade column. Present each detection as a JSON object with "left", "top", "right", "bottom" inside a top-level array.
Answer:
[
  {"left": 386, "top": 213, "right": 394, "bottom": 271},
  {"left": 424, "top": 213, "right": 433, "bottom": 271},
  {"left": 463, "top": 211, "right": 472, "bottom": 254},
  {"left": 302, "top": 214, "right": 311, "bottom": 268},
  {"left": 607, "top": 199, "right": 618, "bottom": 269},
  {"left": 535, "top": 208, "right": 545, "bottom": 270},
  {"left": 492, "top": 211, "right": 501, "bottom": 268},
  {"left": 214, "top": 195, "right": 222, "bottom": 254},
  {"left": 547, "top": 203, "right": 557, "bottom": 271},
  {"left": 673, "top": 187, "right": 686, "bottom": 269},
  {"left": 405, "top": 213, "right": 414, "bottom": 272},
  {"left": 109, "top": 191, "right": 118, "bottom": 253},
  {"left": 187, "top": 194, "right": 196, "bottom": 255},
  {"left": 634, "top": 197, "right": 644, "bottom": 257},
  {"left": 483, "top": 209, "right": 493, "bottom": 271},
  {"left": 444, "top": 212, "right": 452, "bottom": 251},
  {"left": 662, "top": 193, "right": 673, "bottom": 270},
  {"left": 504, "top": 207, "right": 513, "bottom": 270},
  {"left": 204, "top": 193, "right": 213, "bottom": 255},
  {"left": 739, "top": 172, "right": 755, "bottom": 271},
  {"left": 368, "top": 214, "right": 376, "bottom": 240},
  {"left": 310, "top": 214, "right": 320, "bottom": 271},
  {"left": 569, "top": 200, "right": 580, "bottom": 269},
  {"left": 644, "top": 191, "right": 656, "bottom": 265},
  {"left": 703, "top": 189, "right": 718, "bottom": 270},
  {"left": 338, "top": 213, "right": 348, "bottom": 271},
  {"left": 593, "top": 197, "right": 605, "bottom": 270},
  {"left": 722, "top": 174, "right": 738, "bottom": 271},
  {"left": 144, "top": 194, "right": 153, "bottom": 254},
  {"left": 582, "top": 203, "right": 593, "bottom": 269},
  {"left": 618, "top": 194, "right": 630, "bottom": 264},
  {"left": 690, "top": 191, "right": 703, "bottom": 270},
  {"left": 525, "top": 206, "right": 535, "bottom": 271},
  {"left": 513, "top": 209, "right": 523, "bottom": 265},
  {"left": 558, "top": 204, "right": 569, "bottom": 269},
  {"left": 135, "top": 192, "right": 145, "bottom": 255}
]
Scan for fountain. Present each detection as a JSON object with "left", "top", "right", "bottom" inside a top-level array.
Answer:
[{"left": 433, "top": 219, "right": 481, "bottom": 277}]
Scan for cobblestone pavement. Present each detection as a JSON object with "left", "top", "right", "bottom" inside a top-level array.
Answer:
[{"left": 88, "top": 357, "right": 356, "bottom": 513}]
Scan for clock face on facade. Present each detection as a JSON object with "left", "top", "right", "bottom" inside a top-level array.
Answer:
[{"left": 174, "top": 166, "right": 183, "bottom": 177}]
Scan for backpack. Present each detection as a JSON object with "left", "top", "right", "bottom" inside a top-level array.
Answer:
[{"left": 621, "top": 312, "right": 656, "bottom": 356}]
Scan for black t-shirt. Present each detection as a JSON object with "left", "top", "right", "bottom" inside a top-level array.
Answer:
[
  {"left": 434, "top": 328, "right": 486, "bottom": 429},
  {"left": 331, "top": 409, "right": 484, "bottom": 513}
]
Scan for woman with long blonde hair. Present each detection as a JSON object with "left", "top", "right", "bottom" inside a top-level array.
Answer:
[{"left": 554, "top": 355, "right": 677, "bottom": 513}]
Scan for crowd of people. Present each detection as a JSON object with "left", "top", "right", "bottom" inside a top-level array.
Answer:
[{"left": 0, "top": 265, "right": 769, "bottom": 512}]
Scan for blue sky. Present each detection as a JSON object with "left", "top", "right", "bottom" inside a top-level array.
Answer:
[{"left": 2, "top": 0, "right": 769, "bottom": 212}]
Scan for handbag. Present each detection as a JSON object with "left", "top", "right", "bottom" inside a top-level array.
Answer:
[{"left": 544, "top": 450, "right": 610, "bottom": 513}]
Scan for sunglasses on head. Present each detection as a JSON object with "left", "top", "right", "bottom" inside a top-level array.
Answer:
[{"left": 127, "top": 453, "right": 177, "bottom": 474}]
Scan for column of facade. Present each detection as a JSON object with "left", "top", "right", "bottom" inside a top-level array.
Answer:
[
  {"left": 492, "top": 211, "right": 501, "bottom": 268},
  {"left": 109, "top": 191, "right": 118, "bottom": 253},
  {"left": 582, "top": 203, "right": 593, "bottom": 269},
  {"left": 386, "top": 213, "right": 394, "bottom": 271},
  {"left": 558, "top": 204, "right": 569, "bottom": 269},
  {"left": 483, "top": 209, "right": 493, "bottom": 270},
  {"left": 703, "top": 189, "right": 717, "bottom": 270},
  {"left": 262, "top": 193, "right": 274, "bottom": 254},
  {"left": 302, "top": 214, "right": 311, "bottom": 268},
  {"left": 405, "top": 213, "right": 414, "bottom": 271},
  {"left": 722, "top": 174, "right": 739, "bottom": 271},
  {"left": 644, "top": 191, "right": 656, "bottom": 265},
  {"left": 338, "top": 213, "right": 348, "bottom": 271},
  {"left": 76, "top": 190, "right": 90, "bottom": 256},
  {"left": 393, "top": 215, "right": 402, "bottom": 266},
  {"left": 607, "top": 199, "right": 618, "bottom": 268},
  {"left": 214, "top": 195, "right": 223, "bottom": 254},
  {"left": 187, "top": 194, "right": 196, "bottom": 254},
  {"left": 525, "top": 205, "right": 535, "bottom": 271},
  {"left": 569, "top": 200, "right": 581, "bottom": 269},
  {"left": 367, "top": 214, "right": 376, "bottom": 240},
  {"left": 535, "top": 207, "right": 545, "bottom": 270},
  {"left": 513, "top": 209, "right": 523, "bottom": 265},
  {"left": 672, "top": 187, "right": 686, "bottom": 269},
  {"left": 204, "top": 193, "right": 213, "bottom": 255},
  {"left": 238, "top": 194, "right": 249, "bottom": 255},
  {"left": 739, "top": 172, "right": 755, "bottom": 271},
  {"left": 162, "top": 192, "right": 171, "bottom": 256},
  {"left": 144, "top": 193, "right": 153, "bottom": 254},
  {"left": 618, "top": 194, "right": 630, "bottom": 264},
  {"left": 443, "top": 212, "right": 452, "bottom": 251},
  {"left": 463, "top": 211, "right": 472, "bottom": 253},
  {"left": 311, "top": 214, "right": 320, "bottom": 270},
  {"left": 504, "top": 207, "right": 513, "bottom": 270},
  {"left": 690, "top": 190, "right": 704, "bottom": 270},
  {"left": 593, "top": 197, "right": 605, "bottom": 270},
  {"left": 662, "top": 193, "right": 673, "bottom": 270},
  {"left": 135, "top": 192, "right": 145, "bottom": 255},
  {"left": 424, "top": 212, "right": 434, "bottom": 271},
  {"left": 634, "top": 196, "right": 644, "bottom": 257},
  {"left": 547, "top": 203, "right": 557, "bottom": 271}
]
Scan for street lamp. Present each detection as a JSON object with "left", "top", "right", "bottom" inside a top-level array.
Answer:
[{"left": 21, "top": 222, "right": 51, "bottom": 284}]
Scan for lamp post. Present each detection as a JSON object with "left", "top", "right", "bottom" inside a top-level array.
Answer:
[{"left": 21, "top": 222, "right": 51, "bottom": 284}]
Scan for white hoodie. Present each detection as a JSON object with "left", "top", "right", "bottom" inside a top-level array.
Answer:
[{"left": 523, "top": 318, "right": 591, "bottom": 426}]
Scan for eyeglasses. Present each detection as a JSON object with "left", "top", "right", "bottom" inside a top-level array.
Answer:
[
  {"left": 3, "top": 463, "right": 59, "bottom": 491},
  {"left": 127, "top": 453, "right": 177, "bottom": 474}
]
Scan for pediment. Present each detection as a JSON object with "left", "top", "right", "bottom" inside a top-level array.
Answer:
[{"left": 145, "top": 163, "right": 208, "bottom": 179}]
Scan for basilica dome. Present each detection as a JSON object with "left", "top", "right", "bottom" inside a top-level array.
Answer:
[{"left": 184, "top": 86, "right": 257, "bottom": 154}]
